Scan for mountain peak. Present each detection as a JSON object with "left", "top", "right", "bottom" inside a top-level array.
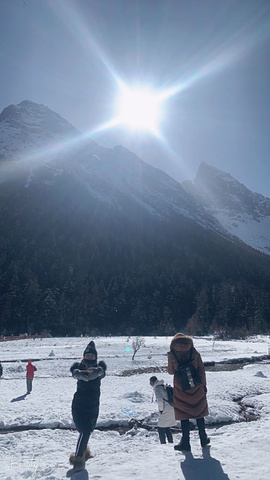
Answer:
[
  {"left": 0, "top": 100, "right": 46, "bottom": 121},
  {"left": 0, "top": 100, "right": 79, "bottom": 160},
  {"left": 183, "top": 162, "right": 270, "bottom": 255},
  {"left": 0, "top": 100, "right": 77, "bottom": 134},
  {"left": 196, "top": 161, "right": 235, "bottom": 184}
]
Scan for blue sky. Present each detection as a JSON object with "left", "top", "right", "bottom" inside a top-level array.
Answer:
[{"left": 1, "top": 0, "right": 270, "bottom": 196}]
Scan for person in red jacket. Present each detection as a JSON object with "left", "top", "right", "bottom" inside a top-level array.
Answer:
[{"left": 26, "top": 360, "right": 37, "bottom": 394}]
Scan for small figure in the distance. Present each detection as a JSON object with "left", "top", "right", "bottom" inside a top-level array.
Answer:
[
  {"left": 26, "top": 360, "right": 37, "bottom": 394},
  {"left": 150, "top": 375, "right": 176, "bottom": 444},
  {"left": 0, "top": 360, "right": 3, "bottom": 378}
]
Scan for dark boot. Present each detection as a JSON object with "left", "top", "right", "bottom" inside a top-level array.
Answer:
[
  {"left": 201, "top": 437, "right": 210, "bottom": 447},
  {"left": 174, "top": 420, "right": 191, "bottom": 451},
  {"left": 174, "top": 437, "right": 191, "bottom": 451},
  {"left": 196, "top": 417, "right": 210, "bottom": 447}
]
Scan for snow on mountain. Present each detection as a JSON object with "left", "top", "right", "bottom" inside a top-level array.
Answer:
[
  {"left": 182, "top": 162, "right": 270, "bottom": 255},
  {"left": 0, "top": 100, "right": 78, "bottom": 159},
  {"left": 80, "top": 144, "right": 226, "bottom": 230},
  {"left": 3, "top": 101, "right": 269, "bottom": 254},
  {"left": 0, "top": 101, "right": 226, "bottom": 236}
]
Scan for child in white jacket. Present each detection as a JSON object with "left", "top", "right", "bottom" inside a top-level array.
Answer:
[{"left": 150, "top": 376, "right": 176, "bottom": 444}]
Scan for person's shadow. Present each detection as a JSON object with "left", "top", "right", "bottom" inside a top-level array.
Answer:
[
  {"left": 11, "top": 394, "right": 28, "bottom": 402},
  {"left": 66, "top": 468, "right": 89, "bottom": 479},
  {"left": 180, "top": 448, "right": 230, "bottom": 480}
]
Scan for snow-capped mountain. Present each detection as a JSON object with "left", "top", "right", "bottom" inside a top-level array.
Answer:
[
  {"left": 1, "top": 100, "right": 269, "bottom": 255},
  {"left": 0, "top": 100, "right": 225, "bottom": 235},
  {"left": 1, "top": 101, "right": 270, "bottom": 336},
  {"left": 0, "top": 100, "right": 78, "bottom": 159},
  {"left": 182, "top": 162, "right": 270, "bottom": 255}
]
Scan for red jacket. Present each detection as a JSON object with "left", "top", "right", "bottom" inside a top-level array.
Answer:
[{"left": 26, "top": 363, "right": 37, "bottom": 379}]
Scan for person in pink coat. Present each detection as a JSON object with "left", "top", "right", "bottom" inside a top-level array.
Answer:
[{"left": 26, "top": 360, "right": 37, "bottom": 394}]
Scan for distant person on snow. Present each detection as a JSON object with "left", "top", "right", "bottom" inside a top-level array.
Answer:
[
  {"left": 150, "top": 375, "right": 176, "bottom": 444},
  {"left": 168, "top": 333, "right": 210, "bottom": 451},
  {"left": 68, "top": 341, "right": 107, "bottom": 476},
  {"left": 0, "top": 361, "right": 3, "bottom": 378},
  {"left": 26, "top": 360, "right": 37, "bottom": 394}
]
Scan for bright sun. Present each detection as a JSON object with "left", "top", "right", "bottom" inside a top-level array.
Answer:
[{"left": 115, "top": 85, "right": 164, "bottom": 136}]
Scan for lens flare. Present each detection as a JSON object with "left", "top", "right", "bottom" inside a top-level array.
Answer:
[{"left": 114, "top": 85, "right": 164, "bottom": 136}]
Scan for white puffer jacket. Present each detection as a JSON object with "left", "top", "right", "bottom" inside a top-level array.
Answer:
[{"left": 153, "top": 379, "right": 176, "bottom": 428}]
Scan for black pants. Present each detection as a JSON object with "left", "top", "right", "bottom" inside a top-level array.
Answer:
[
  {"left": 72, "top": 401, "right": 98, "bottom": 458},
  {"left": 181, "top": 417, "right": 207, "bottom": 440},
  {"left": 75, "top": 430, "right": 92, "bottom": 457},
  {"left": 158, "top": 427, "right": 173, "bottom": 444}
]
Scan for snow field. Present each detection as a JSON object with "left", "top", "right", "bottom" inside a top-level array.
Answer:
[{"left": 0, "top": 336, "right": 269, "bottom": 479}]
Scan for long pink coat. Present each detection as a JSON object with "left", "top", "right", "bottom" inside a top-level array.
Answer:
[{"left": 168, "top": 333, "right": 209, "bottom": 420}]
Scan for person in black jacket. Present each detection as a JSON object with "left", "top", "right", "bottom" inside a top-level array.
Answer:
[{"left": 67, "top": 340, "right": 107, "bottom": 476}]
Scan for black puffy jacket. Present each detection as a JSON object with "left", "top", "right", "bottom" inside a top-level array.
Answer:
[{"left": 70, "top": 361, "right": 106, "bottom": 432}]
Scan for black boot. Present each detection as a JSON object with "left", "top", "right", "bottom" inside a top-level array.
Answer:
[
  {"left": 174, "top": 437, "right": 191, "bottom": 451},
  {"left": 200, "top": 436, "right": 210, "bottom": 447},
  {"left": 174, "top": 420, "right": 191, "bottom": 451},
  {"left": 196, "top": 417, "right": 210, "bottom": 447}
]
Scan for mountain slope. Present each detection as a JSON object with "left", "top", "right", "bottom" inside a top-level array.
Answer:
[
  {"left": 182, "top": 162, "right": 270, "bottom": 255},
  {"left": 1, "top": 101, "right": 270, "bottom": 337},
  {"left": 0, "top": 101, "right": 226, "bottom": 234}
]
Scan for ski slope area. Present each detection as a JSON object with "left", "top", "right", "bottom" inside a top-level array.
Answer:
[{"left": 0, "top": 335, "right": 269, "bottom": 480}]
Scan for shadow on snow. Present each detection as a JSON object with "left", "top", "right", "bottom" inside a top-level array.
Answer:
[
  {"left": 11, "top": 393, "right": 28, "bottom": 402},
  {"left": 67, "top": 468, "right": 89, "bottom": 479},
  {"left": 180, "top": 448, "right": 230, "bottom": 480}
]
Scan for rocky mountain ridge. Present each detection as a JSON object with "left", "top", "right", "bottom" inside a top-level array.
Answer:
[{"left": 182, "top": 161, "right": 270, "bottom": 255}]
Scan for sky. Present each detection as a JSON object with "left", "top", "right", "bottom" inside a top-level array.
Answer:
[
  {"left": 1, "top": 0, "right": 270, "bottom": 197},
  {"left": 0, "top": 335, "right": 269, "bottom": 479}
]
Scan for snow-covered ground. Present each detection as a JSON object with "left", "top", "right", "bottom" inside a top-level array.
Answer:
[{"left": 0, "top": 335, "right": 269, "bottom": 480}]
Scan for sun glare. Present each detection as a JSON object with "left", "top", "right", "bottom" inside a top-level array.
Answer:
[{"left": 115, "top": 85, "right": 164, "bottom": 135}]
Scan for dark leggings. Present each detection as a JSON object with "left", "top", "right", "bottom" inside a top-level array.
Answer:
[
  {"left": 181, "top": 417, "right": 207, "bottom": 439},
  {"left": 75, "top": 430, "right": 92, "bottom": 457},
  {"left": 158, "top": 427, "right": 173, "bottom": 444},
  {"left": 72, "top": 404, "right": 97, "bottom": 458}
]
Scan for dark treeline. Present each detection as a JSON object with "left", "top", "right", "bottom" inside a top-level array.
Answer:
[{"left": 1, "top": 171, "right": 270, "bottom": 337}]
